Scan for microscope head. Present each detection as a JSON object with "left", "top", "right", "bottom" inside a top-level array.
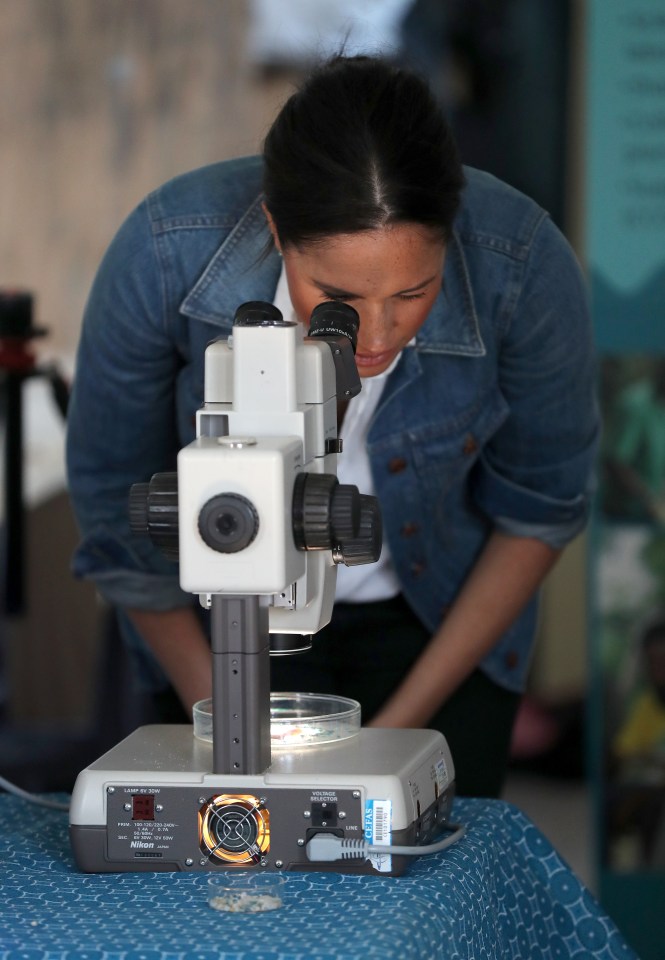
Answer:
[{"left": 131, "top": 302, "right": 381, "bottom": 638}]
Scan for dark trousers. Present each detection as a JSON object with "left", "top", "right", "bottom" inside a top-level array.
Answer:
[{"left": 270, "top": 594, "right": 521, "bottom": 798}]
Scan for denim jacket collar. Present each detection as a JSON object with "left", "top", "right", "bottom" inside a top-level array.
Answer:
[
  {"left": 417, "top": 230, "right": 486, "bottom": 357},
  {"left": 180, "top": 195, "right": 281, "bottom": 330},
  {"left": 180, "top": 194, "right": 485, "bottom": 358}
]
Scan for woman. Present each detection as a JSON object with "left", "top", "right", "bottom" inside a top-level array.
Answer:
[{"left": 66, "top": 56, "right": 599, "bottom": 797}]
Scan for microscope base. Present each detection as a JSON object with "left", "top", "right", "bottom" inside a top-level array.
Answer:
[{"left": 69, "top": 725, "right": 455, "bottom": 876}]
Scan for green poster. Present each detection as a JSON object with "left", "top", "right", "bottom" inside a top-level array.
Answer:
[
  {"left": 586, "top": 2, "right": 665, "bottom": 957},
  {"left": 586, "top": 1, "right": 665, "bottom": 350}
]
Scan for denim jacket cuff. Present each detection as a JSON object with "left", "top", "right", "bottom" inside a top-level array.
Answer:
[
  {"left": 80, "top": 567, "right": 190, "bottom": 611},
  {"left": 71, "top": 528, "right": 189, "bottom": 610},
  {"left": 472, "top": 454, "right": 591, "bottom": 531},
  {"left": 493, "top": 513, "right": 588, "bottom": 549}
]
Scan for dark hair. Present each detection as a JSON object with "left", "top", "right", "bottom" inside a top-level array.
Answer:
[{"left": 262, "top": 56, "right": 465, "bottom": 248}]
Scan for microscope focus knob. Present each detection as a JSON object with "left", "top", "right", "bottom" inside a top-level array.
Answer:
[
  {"left": 337, "top": 495, "right": 383, "bottom": 566},
  {"left": 292, "top": 473, "right": 361, "bottom": 550},
  {"left": 129, "top": 472, "right": 179, "bottom": 560},
  {"left": 129, "top": 483, "right": 150, "bottom": 531},
  {"left": 330, "top": 483, "right": 362, "bottom": 541}
]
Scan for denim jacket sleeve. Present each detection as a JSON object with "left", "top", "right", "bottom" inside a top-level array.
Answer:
[
  {"left": 470, "top": 213, "right": 600, "bottom": 549},
  {"left": 67, "top": 157, "right": 279, "bottom": 617},
  {"left": 66, "top": 197, "right": 190, "bottom": 611}
]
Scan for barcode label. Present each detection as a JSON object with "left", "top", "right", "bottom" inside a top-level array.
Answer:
[
  {"left": 373, "top": 800, "right": 391, "bottom": 844},
  {"left": 364, "top": 799, "right": 392, "bottom": 873},
  {"left": 435, "top": 757, "right": 448, "bottom": 791}
]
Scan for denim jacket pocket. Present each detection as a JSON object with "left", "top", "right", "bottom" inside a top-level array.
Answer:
[{"left": 407, "top": 389, "right": 510, "bottom": 523}]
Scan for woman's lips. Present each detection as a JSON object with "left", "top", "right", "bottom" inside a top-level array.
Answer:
[{"left": 354, "top": 349, "right": 395, "bottom": 368}]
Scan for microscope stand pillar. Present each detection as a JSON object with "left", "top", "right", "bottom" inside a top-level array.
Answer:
[{"left": 210, "top": 594, "right": 272, "bottom": 776}]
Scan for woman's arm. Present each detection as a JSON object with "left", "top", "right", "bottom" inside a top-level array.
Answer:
[
  {"left": 366, "top": 530, "right": 560, "bottom": 728},
  {"left": 125, "top": 607, "right": 212, "bottom": 718}
]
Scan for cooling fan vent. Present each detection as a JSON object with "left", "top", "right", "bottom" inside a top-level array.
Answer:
[{"left": 198, "top": 794, "right": 270, "bottom": 864}]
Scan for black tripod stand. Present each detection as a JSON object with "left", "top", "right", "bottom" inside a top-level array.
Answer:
[{"left": 0, "top": 290, "right": 69, "bottom": 617}]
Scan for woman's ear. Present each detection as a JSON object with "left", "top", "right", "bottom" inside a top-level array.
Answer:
[{"left": 262, "top": 203, "right": 282, "bottom": 255}]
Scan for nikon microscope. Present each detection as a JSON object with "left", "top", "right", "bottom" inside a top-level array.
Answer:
[{"left": 69, "top": 301, "right": 458, "bottom": 876}]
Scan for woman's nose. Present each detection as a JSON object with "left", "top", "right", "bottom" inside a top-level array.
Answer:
[{"left": 357, "top": 304, "right": 391, "bottom": 348}]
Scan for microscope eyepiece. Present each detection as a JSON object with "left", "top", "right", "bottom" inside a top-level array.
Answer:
[
  {"left": 308, "top": 302, "right": 359, "bottom": 353},
  {"left": 234, "top": 301, "right": 290, "bottom": 327}
]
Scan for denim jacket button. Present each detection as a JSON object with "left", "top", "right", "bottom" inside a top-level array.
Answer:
[
  {"left": 410, "top": 560, "right": 426, "bottom": 577},
  {"left": 504, "top": 651, "right": 519, "bottom": 670},
  {"left": 400, "top": 522, "right": 419, "bottom": 537},
  {"left": 463, "top": 434, "right": 478, "bottom": 455},
  {"left": 388, "top": 457, "right": 407, "bottom": 474}
]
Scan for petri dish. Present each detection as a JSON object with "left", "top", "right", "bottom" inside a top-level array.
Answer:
[
  {"left": 208, "top": 871, "right": 286, "bottom": 913},
  {"left": 193, "top": 692, "right": 360, "bottom": 748}
]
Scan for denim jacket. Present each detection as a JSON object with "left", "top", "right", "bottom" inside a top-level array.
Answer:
[{"left": 66, "top": 156, "right": 599, "bottom": 694}]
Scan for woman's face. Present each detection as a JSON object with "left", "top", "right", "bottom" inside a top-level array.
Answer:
[{"left": 277, "top": 223, "right": 446, "bottom": 378}]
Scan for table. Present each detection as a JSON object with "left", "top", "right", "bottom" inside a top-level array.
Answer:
[{"left": 0, "top": 795, "right": 637, "bottom": 960}]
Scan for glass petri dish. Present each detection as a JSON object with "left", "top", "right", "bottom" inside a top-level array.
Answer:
[
  {"left": 208, "top": 871, "right": 286, "bottom": 913},
  {"left": 193, "top": 693, "right": 361, "bottom": 748},
  {"left": 270, "top": 693, "right": 361, "bottom": 748}
]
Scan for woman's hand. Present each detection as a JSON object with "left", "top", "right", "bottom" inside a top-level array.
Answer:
[
  {"left": 125, "top": 606, "right": 212, "bottom": 718},
  {"left": 366, "top": 530, "right": 561, "bottom": 729}
]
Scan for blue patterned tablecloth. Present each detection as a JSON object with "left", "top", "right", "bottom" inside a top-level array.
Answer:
[{"left": 0, "top": 795, "right": 637, "bottom": 960}]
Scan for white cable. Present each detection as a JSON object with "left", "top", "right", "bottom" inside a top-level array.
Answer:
[
  {"left": 0, "top": 774, "right": 69, "bottom": 811},
  {"left": 306, "top": 822, "right": 466, "bottom": 862}
]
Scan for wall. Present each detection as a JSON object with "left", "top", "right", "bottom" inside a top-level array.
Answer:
[
  {"left": 1, "top": 0, "right": 295, "bottom": 732},
  {"left": 1, "top": 0, "right": 291, "bottom": 361}
]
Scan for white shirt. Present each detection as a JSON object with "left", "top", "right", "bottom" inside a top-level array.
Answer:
[{"left": 273, "top": 267, "right": 402, "bottom": 602}]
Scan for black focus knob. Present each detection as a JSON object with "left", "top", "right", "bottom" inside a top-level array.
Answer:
[
  {"left": 129, "top": 472, "right": 179, "bottom": 560},
  {"left": 292, "top": 473, "right": 361, "bottom": 550},
  {"left": 129, "top": 482, "right": 150, "bottom": 533},
  {"left": 293, "top": 473, "right": 337, "bottom": 549},
  {"left": 330, "top": 483, "right": 361, "bottom": 541},
  {"left": 337, "top": 495, "right": 382, "bottom": 566}
]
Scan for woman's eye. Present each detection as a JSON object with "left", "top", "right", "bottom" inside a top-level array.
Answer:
[
  {"left": 320, "top": 292, "right": 354, "bottom": 303},
  {"left": 318, "top": 290, "right": 426, "bottom": 303}
]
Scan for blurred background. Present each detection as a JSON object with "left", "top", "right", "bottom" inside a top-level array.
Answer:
[{"left": 0, "top": 1, "right": 663, "bottom": 955}]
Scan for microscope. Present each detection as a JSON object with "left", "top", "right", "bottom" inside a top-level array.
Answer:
[{"left": 69, "top": 302, "right": 455, "bottom": 875}]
